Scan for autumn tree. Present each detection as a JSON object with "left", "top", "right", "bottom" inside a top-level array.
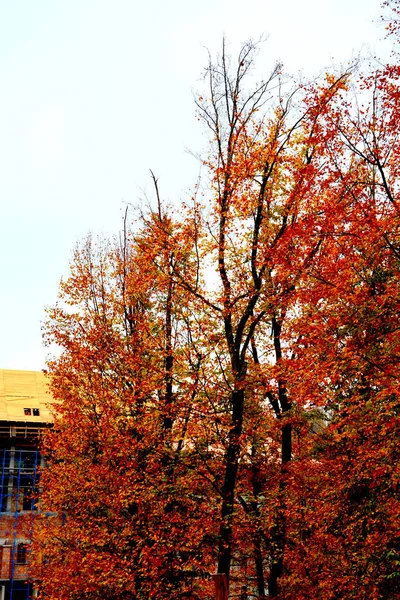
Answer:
[
  {"left": 187, "top": 40, "right": 353, "bottom": 597},
  {"left": 275, "top": 13, "right": 400, "bottom": 595},
  {"left": 33, "top": 45, "right": 353, "bottom": 598},
  {"left": 32, "top": 16, "right": 400, "bottom": 599},
  {"left": 32, "top": 215, "right": 218, "bottom": 599}
]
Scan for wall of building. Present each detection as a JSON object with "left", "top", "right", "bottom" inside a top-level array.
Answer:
[
  {"left": 0, "top": 370, "right": 52, "bottom": 424},
  {"left": 0, "top": 370, "right": 52, "bottom": 600}
]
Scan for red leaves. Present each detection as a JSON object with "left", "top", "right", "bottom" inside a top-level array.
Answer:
[{"left": 32, "top": 27, "right": 400, "bottom": 600}]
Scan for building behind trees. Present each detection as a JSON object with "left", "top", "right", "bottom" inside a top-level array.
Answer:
[{"left": 0, "top": 370, "right": 52, "bottom": 600}]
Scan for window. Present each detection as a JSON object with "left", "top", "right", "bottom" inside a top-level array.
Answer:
[
  {"left": 32, "top": 408, "right": 40, "bottom": 416},
  {"left": 23, "top": 408, "right": 31, "bottom": 416},
  {"left": 0, "top": 450, "right": 13, "bottom": 512},
  {"left": 0, "top": 449, "right": 40, "bottom": 513},
  {"left": 20, "top": 476, "right": 34, "bottom": 511},
  {"left": 16, "top": 543, "right": 27, "bottom": 564}
]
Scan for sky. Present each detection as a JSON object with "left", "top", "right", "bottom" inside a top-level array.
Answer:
[{"left": 0, "top": 0, "right": 392, "bottom": 370}]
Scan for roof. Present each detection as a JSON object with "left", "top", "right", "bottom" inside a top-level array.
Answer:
[{"left": 0, "top": 370, "right": 53, "bottom": 423}]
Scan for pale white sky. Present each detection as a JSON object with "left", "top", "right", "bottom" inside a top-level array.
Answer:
[{"left": 0, "top": 0, "right": 391, "bottom": 370}]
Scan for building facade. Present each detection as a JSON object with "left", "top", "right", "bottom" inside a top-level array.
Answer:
[{"left": 0, "top": 370, "right": 52, "bottom": 600}]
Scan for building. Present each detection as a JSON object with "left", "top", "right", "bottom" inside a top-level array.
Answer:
[{"left": 0, "top": 370, "right": 52, "bottom": 600}]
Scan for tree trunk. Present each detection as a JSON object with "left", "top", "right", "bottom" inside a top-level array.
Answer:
[
  {"left": 268, "top": 317, "right": 292, "bottom": 597},
  {"left": 217, "top": 387, "right": 245, "bottom": 583},
  {"left": 254, "top": 533, "right": 266, "bottom": 598},
  {"left": 214, "top": 573, "right": 228, "bottom": 600}
]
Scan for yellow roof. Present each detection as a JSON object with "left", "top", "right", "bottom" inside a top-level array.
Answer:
[{"left": 0, "top": 370, "right": 53, "bottom": 422}]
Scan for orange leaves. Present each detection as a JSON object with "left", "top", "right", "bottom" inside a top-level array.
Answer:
[{"left": 31, "top": 27, "right": 400, "bottom": 599}]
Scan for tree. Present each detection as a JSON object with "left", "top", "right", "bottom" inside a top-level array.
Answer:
[
  {"left": 274, "top": 21, "right": 400, "bottom": 596},
  {"left": 32, "top": 221, "right": 218, "bottom": 599},
  {"left": 190, "top": 39, "right": 351, "bottom": 597},
  {"left": 32, "top": 21, "right": 400, "bottom": 600}
]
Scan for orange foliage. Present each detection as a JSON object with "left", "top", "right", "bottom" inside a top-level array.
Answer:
[{"left": 32, "top": 22, "right": 400, "bottom": 600}]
